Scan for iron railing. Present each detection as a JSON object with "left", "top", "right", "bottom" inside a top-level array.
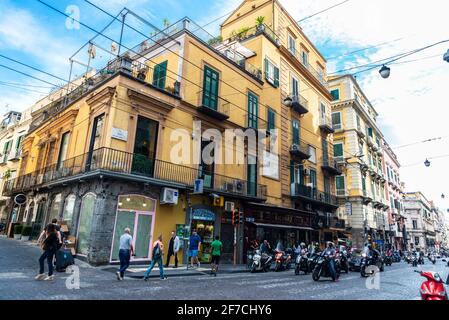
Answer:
[
  {"left": 291, "top": 183, "right": 337, "bottom": 206},
  {"left": 3, "top": 147, "right": 267, "bottom": 200}
]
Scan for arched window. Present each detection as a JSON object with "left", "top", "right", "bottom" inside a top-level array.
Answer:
[
  {"left": 76, "top": 193, "right": 96, "bottom": 255},
  {"left": 62, "top": 194, "right": 76, "bottom": 225},
  {"left": 47, "top": 194, "right": 62, "bottom": 224}
]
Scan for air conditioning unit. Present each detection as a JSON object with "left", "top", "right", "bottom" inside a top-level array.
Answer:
[
  {"left": 160, "top": 187, "right": 179, "bottom": 205},
  {"left": 225, "top": 201, "right": 235, "bottom": 213},
  {"left": 223, "top": 182, "right": 234, "bottom": 192},
  {"left": 233, "top": 180, "right": 245, "bottom": 194}
]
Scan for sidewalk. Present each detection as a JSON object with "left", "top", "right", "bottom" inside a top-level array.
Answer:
[{"left": 101, "top": 264, "right": 249, "bottom": 279}]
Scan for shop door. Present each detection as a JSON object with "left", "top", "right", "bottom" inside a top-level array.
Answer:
[
  {"left": 31, "top": 202, "right": 46, "bottom": 239},
  {"left": 76, "top": 194, "right": 96, "bottom": 255},
  {"left": 111, "top": 211, "right": 154, "bottom": 261}
]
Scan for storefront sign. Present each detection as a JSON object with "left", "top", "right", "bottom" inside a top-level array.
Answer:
[
  {"left": 111, "top": 127, "right": 128, "bottom": 142},
  {"left": 14, "top": 194, "right": 27, "bottom": 206},
  {"left": 192, "top": 209, "right": 215, "bottom": 221},
  {"left": 193, "top": 179, "right": 204, "bottom": 194}
]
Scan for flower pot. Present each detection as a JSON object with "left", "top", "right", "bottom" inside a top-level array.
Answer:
[
  {"left": 14, "top": 234, "right": 21, "bottom": 240},
  {"left": 21, "top": 236, "right": 30, "bottom": 241}
]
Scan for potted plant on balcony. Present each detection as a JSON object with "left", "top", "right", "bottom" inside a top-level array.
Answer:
[
  {"left": 13, "top": 224, "right": 23, "bottom": 240},
  {"left": 256, "top": 16, "right": 265, "bottom": 32},
  {"left": 21, "top": 226, "right": 32, "bottom": 241},
  {"left": 236, "top": 27, "right": 250, "bottom": 40}
]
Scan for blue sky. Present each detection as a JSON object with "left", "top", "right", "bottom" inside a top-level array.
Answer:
[{"left": 1, "top": 0, "right": 449, "bottom": 210}]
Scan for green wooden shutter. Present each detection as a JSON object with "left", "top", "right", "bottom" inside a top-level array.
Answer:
[
  {"left": 334, "top": 143, "right": 343, "bottom": 157},
  {"left": 267, "top": 108, "right": 275, "bottom": 131},
  {"left": 290, "top": 160, "right": 295, "bottom": 184},
  {"left": 248, "top": 92, "right": 258, "bottom": 129},
  {"left": 202, "top": 66, "right": 219, "bottom": 110},
  {"left": 264, "top": 58, "right": 269, "bottom": 80},
  {"left": 292, "top": 120, "right": 300, "bottom": 144},
  {"left": 152, "top": 60, "right": 167, "bottom": 89},
  {"left": 336, "top": 176, "right": 345, "bottom": 190},
  {"left": 274, "top": 66, "right": 279, "bottom": 87}
]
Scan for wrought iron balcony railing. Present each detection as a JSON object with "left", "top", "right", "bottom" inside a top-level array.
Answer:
[
  {"left": 2, "top": 148, "right": 267, "bottom": 200},
  {"left": 290, "top": 183, "right": 337, "bottom": 206}
]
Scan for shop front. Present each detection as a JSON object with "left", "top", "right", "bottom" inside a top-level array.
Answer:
[
  {"left": 244, "top": 203, "right": 313, "bottom": 257},
  {"left": 190, "top": 206, "right": 218, "bottom": 263}
]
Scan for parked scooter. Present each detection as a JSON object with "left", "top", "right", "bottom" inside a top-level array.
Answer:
[
  {"left": 295, "top": 249, "right": 309, "bottom": 275},
  {"left": 383, "top": 253, "right": 393, "bottom": 266},
  {"left": 250, "top": 250, "right": 273, "bottom": 273},
  {"left": 415, "top": 270, "right": 448, "bottom": 300},
  {"left": 274, "top": 248, "right": 292, "bottom": 272}
]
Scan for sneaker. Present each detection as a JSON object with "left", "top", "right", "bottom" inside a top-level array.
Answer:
[
  {"left": 116, "top": 271, "right": 122, "bottom": 281},
  {"left": 35, "top": 274, "right": 46, "bottom": 280},
  {"left": 143, "top": 276, "right": 149, "bottom": 282},
  {"left": 43, "top": 275, "right": 55, "bottom": 281},
  {"left": 197, "top": 262, "right": 201, "bottom": 268},
  {"left": 161, "top": 277, "right": 167, "bottom": 280}
]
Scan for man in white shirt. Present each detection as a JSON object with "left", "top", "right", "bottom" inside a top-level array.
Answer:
[{"left": 116, "top": 228, "right": 134, "bottom": 281}]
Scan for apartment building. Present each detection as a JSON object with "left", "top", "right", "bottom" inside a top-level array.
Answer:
[
  {"left": 403, "top": 192, "right": 432, "bottom": 251},
  {"left": 382, "top": 141, "right": 406, "bottom": 250},
  {"left": 3, "top": 0, "right": 343, "bottom": 265},
  {"left": 328, "top": 75, "right": 390, "bottom": 250}
]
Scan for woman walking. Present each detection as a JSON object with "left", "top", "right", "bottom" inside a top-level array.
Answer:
[{"left": 35, "top": 224, "right": 59, "bottom": 281}]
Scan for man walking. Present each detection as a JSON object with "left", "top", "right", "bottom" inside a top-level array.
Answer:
[
  {"left": 116, "top": 228, "right": 134, "bottom": 281},
  {"left": 210, "top": 235, "right": 222, "bottom": 276},
  {"left": 165, "top": 231, "right": 180, "bottom": 268},
  {"left": 188, "top": 230, "right": 202, "bottom": 269},
  {"left": 143, "top": 235, "right": 167, "bottom": 281}
]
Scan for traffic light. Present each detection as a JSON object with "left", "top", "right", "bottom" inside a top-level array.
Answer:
[
  {"left": 239, "top": 211, "right": 244, "bottom": 224},
  {"left": 232, "top": 210, "right": 239, "bottom": 226}
]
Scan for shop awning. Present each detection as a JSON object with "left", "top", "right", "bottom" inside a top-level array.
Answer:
[{"left": 251, "top": 222, "right": 313, "bottom": 231}]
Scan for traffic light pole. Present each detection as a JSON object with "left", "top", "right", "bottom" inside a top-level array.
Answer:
[{"left": 233, "top": 224, "right": 237, "bottom": 268}]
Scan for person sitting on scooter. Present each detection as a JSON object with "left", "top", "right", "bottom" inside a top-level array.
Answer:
[
  {"left": 324, "top": 242, "right": 338, "bottom": 282},
  {"left": 260, "top": 240, "right": 271, "bottom": 254}
]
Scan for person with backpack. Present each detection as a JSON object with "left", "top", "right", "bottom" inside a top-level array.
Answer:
[
  {"left": 35, "top": 224, "right": 59, "bottom": 281},
  {"left": 143, "top": 235, "right": 167, "bottom": 281}
]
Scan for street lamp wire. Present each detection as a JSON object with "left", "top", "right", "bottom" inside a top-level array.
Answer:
[{"left": 297, "top": 0, "right": 351, "bottom": 23}]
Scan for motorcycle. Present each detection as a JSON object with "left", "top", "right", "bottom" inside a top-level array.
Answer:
[
  {"left": 295, "top": 249, "right": 309, "bottom": 275},
  {"left": 250, "top": 250, "right": 273, "bottom": 273},
  {"left": 274, "top": 249, "right": 292, "bottom": 272},
  {"left": 383, "top": 253, "right": 393, "bottom": 266},
  {"left": 338, "top": 250, "right": 350, "bottom": 273},
  {"left": 392, "top": 252, "right": 401, "bottom": 263},
  {"left": 418, "top": 255, "right": 425, "bottom": 265},
  {"left": 312, "top": 253, "right": 340, "bottom": 282},
  {"left": 415, "top": 270, "right": 448, "bottom": 300},
  {"left": 360, "top": 253, "right": 384, "bottom": 277},
  {"left": 428, "top": 254, "right": 436, "bottom": 265},
  {"left": 411, "top": 255, "right": 418, "bottom": 267}
]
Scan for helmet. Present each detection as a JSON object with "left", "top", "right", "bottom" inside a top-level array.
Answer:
[{"left": 300, "top": 242, "right": 306, "bottom": 247}]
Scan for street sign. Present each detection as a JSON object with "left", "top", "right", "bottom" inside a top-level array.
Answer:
[
  {"left": 14, "top": 194, "right": 27, "bottom": 206},
  {"left": 193, "top": 179, "right": 204, "bottom": 194}
]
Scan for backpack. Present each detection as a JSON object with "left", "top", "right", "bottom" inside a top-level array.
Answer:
[{"left": 153, "top": 243, "right": 161, "bottom": 260}]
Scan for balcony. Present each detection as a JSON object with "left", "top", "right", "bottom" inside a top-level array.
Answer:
[
  {"left": 2, "top": 148, "right": 267, "bottom": 201},
  {"left": 363, "top": 190, "right": 373, "bottom": 204},
  {"left": 284, "top": 94, "right": 309, "bottom": 115},
  {"left": 242, "top": 114, "right": 270, "bottom": 137},
  {"left": 319, "top": 116, "right": 334, "bottom": 134},
  {"left": 330, "top": 218, "right": 346, "bottom": 230},
  {"left": 290, "top": 183, "right": 338, "bottom": 207},
  {"left": 289, "top": 139, "right": 311, "bottom": 161},
  {"left": 336, "top": 189, "right": 347, "bottom": 198},
  {"left": 357, "top": 125, "right": 365, "bottom": 138},
  {"left": 8, "top": 149, "right": 21, "bottom": 162},
  {"left": 321, "top": 157, "right": 342, "bottom": 176},
  {"left": 367, "top": 136, "right": 374, "bottom": 148},
  {"left": 198, "top": 96, "right": 231, "bottom": 121}
]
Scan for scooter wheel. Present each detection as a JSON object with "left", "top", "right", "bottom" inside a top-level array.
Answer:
[
  {"left": 312, "top": 269, "right": 320, "bottom": 281},
  {"left": 295, "top": 267, "right": 300, "bottom": 276}
]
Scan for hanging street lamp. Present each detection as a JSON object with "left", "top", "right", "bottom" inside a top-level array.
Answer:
[
  {"left": 444, "top": 49, "right": 449, "bottom": 63},
  {"left": 379, "top": 65, "right": 391, "bottom": 79},
  {"left": 424, "top": 159, "right": 431, "bottom": 167}
]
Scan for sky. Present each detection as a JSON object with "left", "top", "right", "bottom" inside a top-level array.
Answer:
[{"left": 0, "top": 0, "right": 448, "bottom": 212}]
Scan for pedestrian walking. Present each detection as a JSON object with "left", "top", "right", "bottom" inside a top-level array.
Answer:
[
  {"left": 210, "top": 235, "right": 222, "bottom": 277},
  {"left": 116, "top": 227, "right": 134, "bottom": 281},
  {"left": 35, "top": 224, "right": 59, "bottom": 281},
  {"left": 165, "top": 231, "right": 180, "bottom": 268},
  {"left": 188, "top": 230, "right": 202, "bottom": 269},
  {"left": 143, "top": 235, "right": 167, "bottom": 281}
]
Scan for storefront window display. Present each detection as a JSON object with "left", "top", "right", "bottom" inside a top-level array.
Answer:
[{"left": 191, "top": 208, "right": 216, "bottom": 263}]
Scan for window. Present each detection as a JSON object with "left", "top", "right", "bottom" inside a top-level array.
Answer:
[
  {"left": 202, "top": 65, "right": 219, "bottom": 110},
  {"left": 264, "top": 58, "right": 279, "bottom": 87},
  {"left": 247, "top": 155, "right": 257, "bottom": 196},
  {"left": 132, "top": 116, "right": 159, "bottom": 175},
  {"left": 414, "top": 237, "right": 420, "bottom": 246},
  {"left": 2, "top": 140, "right": 13, "bottom": 161},
  {"left": 336, "top": 176, "right": 345, "bottom": 194},
  {"left": 48, "top": 194, "right": 62, "bottom": 224},
  {"left": 291, "top": 75, "right": 299, "bottom": 96},
  {"left": 247, "top": 92, "right": 259, "bottom": 129},
  {"left": 57, "top": 132, "right": 70, "bottom": 170},
  {"left": 301, "top": 49, "right": 309, "bottom": 66},
  {"left": 334, "top": 142, "right": 343, "bottom": 161},
  {"left": 331, "top": 112, "right": 342, "bottom": 130},
  {"left": 288, "top": 34, "right": 296, "bottom": 55},
  {"left": 152, "top": 60, "right": 167, "bottom": 89},
  {"left": 367, "top": 127, "right": 373, "bottom": 137},
  {"left": 267, "top": 108, "right": 276, "bottom": 132},
  {"left": 77, "top": 193, "right": 96, "bottom": 255},
  {"left": 292, "top": 119, "right": 300, "bottom": 144},
  {"left": 322, "top": 139, "right": 329, "bottom": 163},
  {"left": 308, "top": 146, "right": 316, "bottom": 164},
  {"left": 62, "top": 194, "right": 76, "bottom": 225},
  {"left": 15, "top": 135, "right": 25, "bottom": 152},
  {"left": 362, "top": 175, "right": 367, "bottom": 193},
  {"left": 330, "top": 89, "right": 340, "bottom": 101},
  {"left": 310, "top": 169, "right": 317, "bottom": 189},
  {"left": 291, "top": 162, "right": 304, "bottom": 185},
  {"left": 320, "top": 103, "right": 326, "bottom": 122}
]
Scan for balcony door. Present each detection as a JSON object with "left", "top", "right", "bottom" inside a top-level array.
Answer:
[
  {"left": 199, "top": 140, "right": 215, "bottom": 188},
  {"left": 202, "top": 66, "right": 219, "bottom": 110},
  {"left": 132, "top": 116, "right": 159, "bottom": 176},
  {"left": 247, "top": 92, "right": 258, "bottom": 129},
  {"left": 292, "top": 119, "right": 300, "bottom": 144},
  {"left": 86, "top": 114, "right": 105, "bottom": 171},
  {"left": 247, "top": 155, "right": 257, "bottom": 196},
  {"left": 56, "top": 132, "right": 70, "bottom": 171}
]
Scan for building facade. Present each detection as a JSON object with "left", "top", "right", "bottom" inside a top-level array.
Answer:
[
  {"left": 382, "top": 141, "right": 406, "bottom": 250},
  {"left": 3, "top": 0, "right": 344, "bottom": 265},
  {"left": 403, "top": 192, "right": 433, "bottom": 251},
  {"left": 328, "top": 75, "right": 390, "bottom": 250}
]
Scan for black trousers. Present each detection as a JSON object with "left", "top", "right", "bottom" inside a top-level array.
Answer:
[{"left": 165, "top": 250, "right": 178, "bottom": 267}]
